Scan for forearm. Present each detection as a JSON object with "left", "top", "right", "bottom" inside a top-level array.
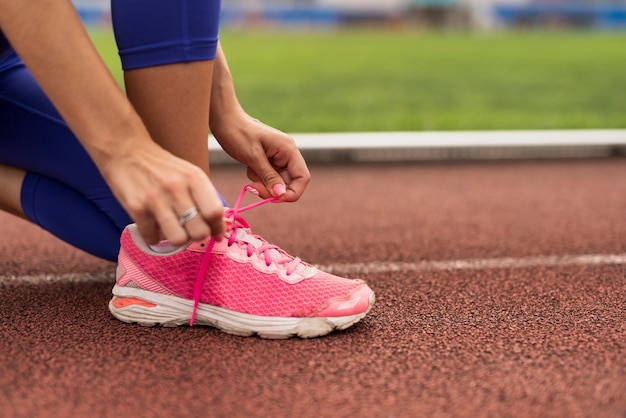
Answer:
[
  {"left": 209, "top": 42, "right": 247, "bottom": 132},
  {"left": 0, "top": 0, "right": 153, "bottom": 172}
]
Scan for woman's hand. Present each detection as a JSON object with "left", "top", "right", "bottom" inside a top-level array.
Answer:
[
  {"left": 101, "top": 142, "right": 226, "bottom": 246},
  {"left": 209, "top": 43, "right": 310, "bottom": 202},
  {"left": 211, "top": 111, "right": 310, "bottom": 202}
]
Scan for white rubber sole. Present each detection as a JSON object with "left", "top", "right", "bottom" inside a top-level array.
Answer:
[{"left": 109, "top": 284, "right": 375, "bottom": 339}]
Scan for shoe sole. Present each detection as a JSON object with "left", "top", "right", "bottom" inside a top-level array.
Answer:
[{"left": 109, "top": 284, "right": 375, "bottom": 339}]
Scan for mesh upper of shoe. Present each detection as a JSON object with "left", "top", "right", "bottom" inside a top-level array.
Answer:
[{"left": 117, "top": 187, "right": 365, "bottom": 320}]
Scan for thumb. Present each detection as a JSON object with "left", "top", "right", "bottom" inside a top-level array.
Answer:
[{"left": 247, "top": 159, "right": 287, "bottom": 199}]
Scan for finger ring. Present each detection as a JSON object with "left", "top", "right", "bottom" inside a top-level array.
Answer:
[{"left": 178, "top": 207, "right": 199, "bottom": 226}]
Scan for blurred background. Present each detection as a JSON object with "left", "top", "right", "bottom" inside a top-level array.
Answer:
[
  {"left": 73, "top": 0, "right": 626, "bottom": 31},
  {"left": 72, "top": 0, "right": 626, "bottom": 136}
]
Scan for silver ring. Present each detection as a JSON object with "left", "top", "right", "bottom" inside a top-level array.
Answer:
[{"left": 178, "top": 207, "right": 199, "bottom": 226}]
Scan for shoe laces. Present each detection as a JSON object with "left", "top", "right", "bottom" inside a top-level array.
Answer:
[{"left": 190, "top": 185, "right": 302, "bottom": 325}]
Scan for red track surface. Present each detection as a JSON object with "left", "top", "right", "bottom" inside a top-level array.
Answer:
[{"left": 1, "top": 159, "right": 625, "bottom": 417}]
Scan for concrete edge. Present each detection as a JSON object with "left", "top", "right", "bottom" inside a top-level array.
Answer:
[{"left": 208, "top": 129, "right": 626, "bottom": 164}]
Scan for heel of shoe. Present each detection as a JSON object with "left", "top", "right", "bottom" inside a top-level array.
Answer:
[{"left": 109, "top": 285, "right": 193, "bottom": 327}]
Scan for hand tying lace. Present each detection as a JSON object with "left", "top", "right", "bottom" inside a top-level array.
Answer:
[{"left": 190, "top": 185, "right": 301, "bottom": 325}]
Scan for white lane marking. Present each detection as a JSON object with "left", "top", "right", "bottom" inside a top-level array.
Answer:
[
  {"left": 0, "top": 272, "right": 115, "bottom": 285},
  {"left": 1, "top": 253, "right": 625, "bottom": 284},
  {"left": 316, "top": 253, "right": 626, "bottom": 275}
]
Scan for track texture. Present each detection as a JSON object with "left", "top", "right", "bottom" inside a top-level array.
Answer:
[{"left": 1, "top": 158, "right": 625, "bottom": 417}]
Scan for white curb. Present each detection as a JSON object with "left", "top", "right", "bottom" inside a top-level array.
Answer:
[{"left": 209, "top": 129, "right": 626, "bottom": 164}]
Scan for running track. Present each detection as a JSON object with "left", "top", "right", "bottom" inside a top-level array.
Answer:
[{"left": 1, "top": 158, "right": 625, "bottom": 417}]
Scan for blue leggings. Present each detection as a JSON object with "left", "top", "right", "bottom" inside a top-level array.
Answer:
[{"left": 0, "top": 0, "right": 222, "bottom": 261}]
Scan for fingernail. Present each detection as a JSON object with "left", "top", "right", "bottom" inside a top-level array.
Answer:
[
  {"left": 272, "top": 183, "right": 287, "bottom": 196},
  {"left": 246, "top": 185, "right": 260, "bottom": 196}
]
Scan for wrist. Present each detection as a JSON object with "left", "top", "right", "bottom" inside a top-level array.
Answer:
[
  {"left": 209, "top": 101, "right": 250, "bottom": 139},
  {"left": 85, "top": 108, "right": 155, "bottom": 174}
]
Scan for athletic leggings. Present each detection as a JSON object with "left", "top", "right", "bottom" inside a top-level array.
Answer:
[{"left": 0, "top": 0, "right": 222, "bottom": 261}]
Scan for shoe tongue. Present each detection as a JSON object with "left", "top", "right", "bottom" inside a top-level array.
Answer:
[
  {"left": 235, "top": 227, "right": 262, "bottom": 248},
  {"left": 236, "top": 228, "right": 283, "bottom": 261},
  {"left": 232, "top": 227, "right": 315, "bottom": 276}
]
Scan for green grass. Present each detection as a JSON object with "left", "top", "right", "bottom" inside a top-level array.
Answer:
[{"left": 90, "top": 30, "right": 626, "bottom": 132}]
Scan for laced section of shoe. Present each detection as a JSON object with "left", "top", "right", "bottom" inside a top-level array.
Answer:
[{"left": 189, "top": 185, "right": 306, "bottom": 325}]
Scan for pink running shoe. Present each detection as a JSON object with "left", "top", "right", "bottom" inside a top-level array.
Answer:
[{"left": 109, "top": 186, "right": 375, "bottom": 339}]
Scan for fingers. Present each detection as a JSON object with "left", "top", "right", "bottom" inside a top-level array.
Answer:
[
  {"left": 117, "top": 163, "right": 225, "bottom": 246},
  {"left": 161, "top": 174, "right": 225, "bottom": 246},
  {"left": 170, "top": 202, "right": 224, "bottom": 245},
  {"left": 134, "top": 215, "right": 160, "bottom": 246},
  {"left": 146, "top": 199, "right": 224, "bottom": 247},
  {"left": 189, "top": 178, "right": 226, "bottom": 239},
  {"left": 246, "top": 156, "right": 288, "bottom": 200},
  {"left": 281, "top": 150, "right": 310, "bottom": 202},
  {"left": 246, "top": 142, "right": 311, "bottom": 202}
]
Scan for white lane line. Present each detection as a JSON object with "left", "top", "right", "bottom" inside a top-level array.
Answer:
[
  {"left": 1, "top": 253, "right": 625, "bottom": 284},
  {"left": 317, "top": 253, "right": 626, "bottom": 275},
  {"left": 0, "top": 272, "right": 115, "bottom": 285}
]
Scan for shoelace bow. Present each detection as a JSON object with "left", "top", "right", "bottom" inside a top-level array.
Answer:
[{"left": 189, "top": 186, "right": 301, "bottom": 325}]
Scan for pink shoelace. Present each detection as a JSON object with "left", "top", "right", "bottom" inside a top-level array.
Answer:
[{"left": 189, "top": 185, "right": 302, "bottom": 325}]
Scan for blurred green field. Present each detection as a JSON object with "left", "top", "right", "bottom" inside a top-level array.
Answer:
[{"left": 91, "top": 30, "right": 626, "bottom": 132}]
